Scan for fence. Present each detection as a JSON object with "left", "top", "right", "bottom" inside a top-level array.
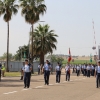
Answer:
[{"left": 0, "top": 61, "right": 57, "bottom": 72}]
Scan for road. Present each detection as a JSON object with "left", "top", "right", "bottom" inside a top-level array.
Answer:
[{"left": 0, "top": 72, "right": 100, "bottom": 100}]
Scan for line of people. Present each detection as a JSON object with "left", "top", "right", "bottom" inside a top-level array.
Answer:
[{"left": 72, "top": 64, "right": 96, "bottom": 77}]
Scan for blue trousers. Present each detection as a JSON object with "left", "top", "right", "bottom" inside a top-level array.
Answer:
[
  {"left": 96, "top": 74, "right": 100, "bottom": 88},
  {"left": 56, "top": 71, "right": 61, "bottom": 83},
  {"left": 24, "top": 72, "right": 30, "bottom": 87},
  {"left": 44, "top": 71, "right": 49, "bottom": 84}
]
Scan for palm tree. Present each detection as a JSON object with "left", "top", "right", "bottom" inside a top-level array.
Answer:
[
  {"left": 19, "top": 0, "right": 46, "bottom": 65},
  {"left": 0, "top": 0, "right": 19, "bottom": 71},
  {"left": 33, "top": 24, "right": 58, "bottom": 64}
]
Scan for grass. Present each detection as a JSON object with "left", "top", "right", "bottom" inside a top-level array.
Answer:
[
  {"left": 5, "top": 72, "right": 21, "bottom": 77},
  {"left": 62, "top": 60, "right": 96, "bottom": 65},
  {"left": 4, "top": 72, "right": 38, "bottom": 77}
]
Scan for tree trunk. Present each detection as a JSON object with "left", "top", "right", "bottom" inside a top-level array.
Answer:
[
  {"left": 40, "top": 52, "right": 44, "bottom": 65},
  {"left": 7, "top": 22, "right": 9, "bottom": 72},
  {"left": 31, "top": 24, "right": 34, "bottom": 73}
]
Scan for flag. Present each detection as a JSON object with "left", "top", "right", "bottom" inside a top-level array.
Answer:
[
  {"left": 90, "top": 54, "right": 92, "bottom": 62},
  {"left": 68, "top": 48, "right": 72, "bottom": 63}
]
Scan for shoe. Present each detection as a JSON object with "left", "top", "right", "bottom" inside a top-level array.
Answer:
[
  {"left": 27, "top": 86, "right": 29, "bottom": 88},
  {"left": 24, "top": 86, "right": 26, "bottom": 88}
]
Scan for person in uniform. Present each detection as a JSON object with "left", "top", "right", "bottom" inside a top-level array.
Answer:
[
  {"left": 48, "top": 62, "right": 52, "bottom": 84},
  {"left": 77, "top": 65, "right": 80, "bottom": 76},
  {"left": 91, "top": 64, "right": 95, "bottom": 76},
  {"left": 20, "top": 62, "right": 25, "bottom": 80},
  {"left": 65, "top": 63, "right": 70, "bottom": 81},
  {"left": 24, "top": 59, "right": 32, "bottom": 88},
  {"left": 83, "top": 64, "right": 87, "bottom": 76},
  {"left": 55, "top": 62, "right": 61, "bottom": 83},
  {"left": 1, "top": 63, "right": 6, "bottom": 77},
  {"left": 0, "top": 63, "right": 2, "bottom": 81},
  {"left": 38, "top": 64, "right": 41, "bottom": 75},
  {"left": 81, "top": 64, "right": 84, "bottom": 75},
  {"left": 87, "top": 64, "right": 91, "bottom": 77},
  {"left": 95, "top": 61, "right": 100, "bottom": 88},
  {"left": 43, "top": 60, "right": 50, "bottom": 85}
]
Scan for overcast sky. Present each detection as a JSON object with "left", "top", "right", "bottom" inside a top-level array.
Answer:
[{"left": 0, "top": 0, "right": 100, "bottom": 56}]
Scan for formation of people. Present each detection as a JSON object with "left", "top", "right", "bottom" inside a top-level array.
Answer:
[
  {"left": 1, "top": 59, "right": 100, "bottom": 89},
  {"left": 72, "top": 63, "right": 96, "bottom": 77}
]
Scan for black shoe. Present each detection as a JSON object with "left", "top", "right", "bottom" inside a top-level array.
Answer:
[
  {"left": 24, "top": 86, "right": 26, "bottom": 88},
  {"left": 27, "top": 86, "right": 29, "bottom": 88}
]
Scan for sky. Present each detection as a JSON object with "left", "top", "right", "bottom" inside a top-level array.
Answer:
[{"left": 0, "top": 0, "right": 100, "bottom": 56}]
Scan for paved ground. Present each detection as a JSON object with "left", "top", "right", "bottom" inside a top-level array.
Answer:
[{"left": 0, "top": 72, "right": 100, "bottom": 100}]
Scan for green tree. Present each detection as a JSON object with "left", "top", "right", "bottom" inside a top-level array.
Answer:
[
  {"left": 14, "top": 45, "right": 29, "bottom": 61},
  {"left": 33, "top": 24, "right": 58, "bottom": 64},
  {"left": 0, "top": 0, "right": 19, "bottom": 71},
  {"left": 0, "top": 53, "right": 13, "bottom": 61},
  {"left": 19, "top": 0, "right": 46, "bottom": 64}
]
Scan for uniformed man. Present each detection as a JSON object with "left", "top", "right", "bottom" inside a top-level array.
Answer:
[
  {"left": 38, "top": 64, "right": 41, "bottom": 75},
  {"left": 83, "top": 64, "right": 87, "bottom": 76},
  {"left": 55, "top": 62, "right": 61, "bottom": 83},
  {"left": 91, "top": 64, "right": 95, "bottom": 76},
  {"left": 48, "top": 62, "right": 52, "bottom": 84},
  {"left": 77, "top": 65, "right": 80, "bottom": 76},
  {"left": 0, "top": 63, "right": 2, "bottom": 81},
  {"left": 20, "top": 62, "right": 25, "bottom": 80},
  {"left": 43, "top": 60, "right": 51, "bottom": 85},
  {"left": 65, "top": 63, "right": 70, "bottom": 81},
  {"left": 24, "top": 59, "right": 32, "bottom": 88},
  {"left": 95, "top": 61, "right": 100, "bottom": 88},
  {"left": 87, "top": 64, "right": 91, "bottom": 77}
]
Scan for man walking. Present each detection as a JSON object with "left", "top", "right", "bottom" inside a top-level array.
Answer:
[
  {"left": 65, "top": 63, "right": 70, "bottom": 81},
  {"left": 95, "top": 61, "right": 100, "bottom": 88},
  {"left": 0, "top": 63, "right": 2, "bottom": 81},
  {"left": 55, "top": 62, "right": 61, "bottom": 83},
  {"left": 24, "top": 60, "right": 32, "bottom": 88},
  {"left": 43, "top": 60, "right": 51, "bottom": 85}
]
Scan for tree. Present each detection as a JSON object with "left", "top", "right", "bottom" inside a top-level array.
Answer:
[
  {"left": 0, "top": 0, "right": 19, "bottom": 71},
  {"left": 0, "top": 53, "right": 13, "bottom": 61},
  {"left": 33, "top": 24, "right": 58, "bottom": 64},
  {"left": 14, "top": 45, "right": 29, "bottom": 61},
  {"left": 19, "top": 0, "right": 46, "bottom": 65}
]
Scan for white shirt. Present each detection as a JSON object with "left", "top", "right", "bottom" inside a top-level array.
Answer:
[
  {"left": 87, "top": 66, "right": 91, "bottom": 70},
  {"left": 38, "top": 65, "right": 41, "bottom": 69},
  {"left": 96, "top": 66, "right": 100, "bottom": 73},
  {"left": 83, "top": 65, "right": 86, "bottom": 69},
  {"left": 55, "top": 66, "right": 60, "bottom": 71},
  {"left": 65, "top": 66, "right": 70, "bottom": 71},
  {"left": 43, "top": 64, "right": 49, "bottom": 71},
  {"left": 22, "top": 66, "right": 25, "bottom": 71},
  {"left": 77, "top": 66, "right": 80, "bottom": 70},
  {"left": 24, "top": 64, "right": 30, "bottom": 72},
  {"left": 91, "top": 66, "right": 94, "bottom": 70}
]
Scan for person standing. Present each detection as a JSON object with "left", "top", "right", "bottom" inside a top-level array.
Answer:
[
  {"left": 91, "top": 64, "right": 95, "bottom": 76},
  {"left": 43, "top": 60, "right": 50, "bottom": 85},
  {"left": 77, "top": 65, "right": 80, "bottom": 76},
  {"left": 0, "top": 63, "right": 2, "bottom": 81},
  {"left": 1, "top": 63, "right": 6, "bottom": 77},
  {"left": 20, "top": 62, "right": 25, "bottom": 80},
  {"left": 38, "top": 64, "right": 41, "bottom": 75},
  {"left": 24, "top": 60, "right": 32, "bottom": 88},
  {"left": 95, "top": 61, "right": 100, "bottom": 88},
  {"left": 87, "top": 64, "right": 91, "bottom": 77},
  {"left": 65, "top": 63, "right": 70, "bottom": 81},
  {"left": 48, "top": 62, "right": 52, "bottom": 84},
  {"left": 83, "top": 64, "right": 87, "bottom": 76},
  {"left": 55, "top": 62, "right": 61, "bottom": 83}
]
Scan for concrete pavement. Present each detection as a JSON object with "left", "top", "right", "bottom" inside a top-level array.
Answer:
[{"left": 0, "top": 73, "right": 100, "bottom": 100}]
